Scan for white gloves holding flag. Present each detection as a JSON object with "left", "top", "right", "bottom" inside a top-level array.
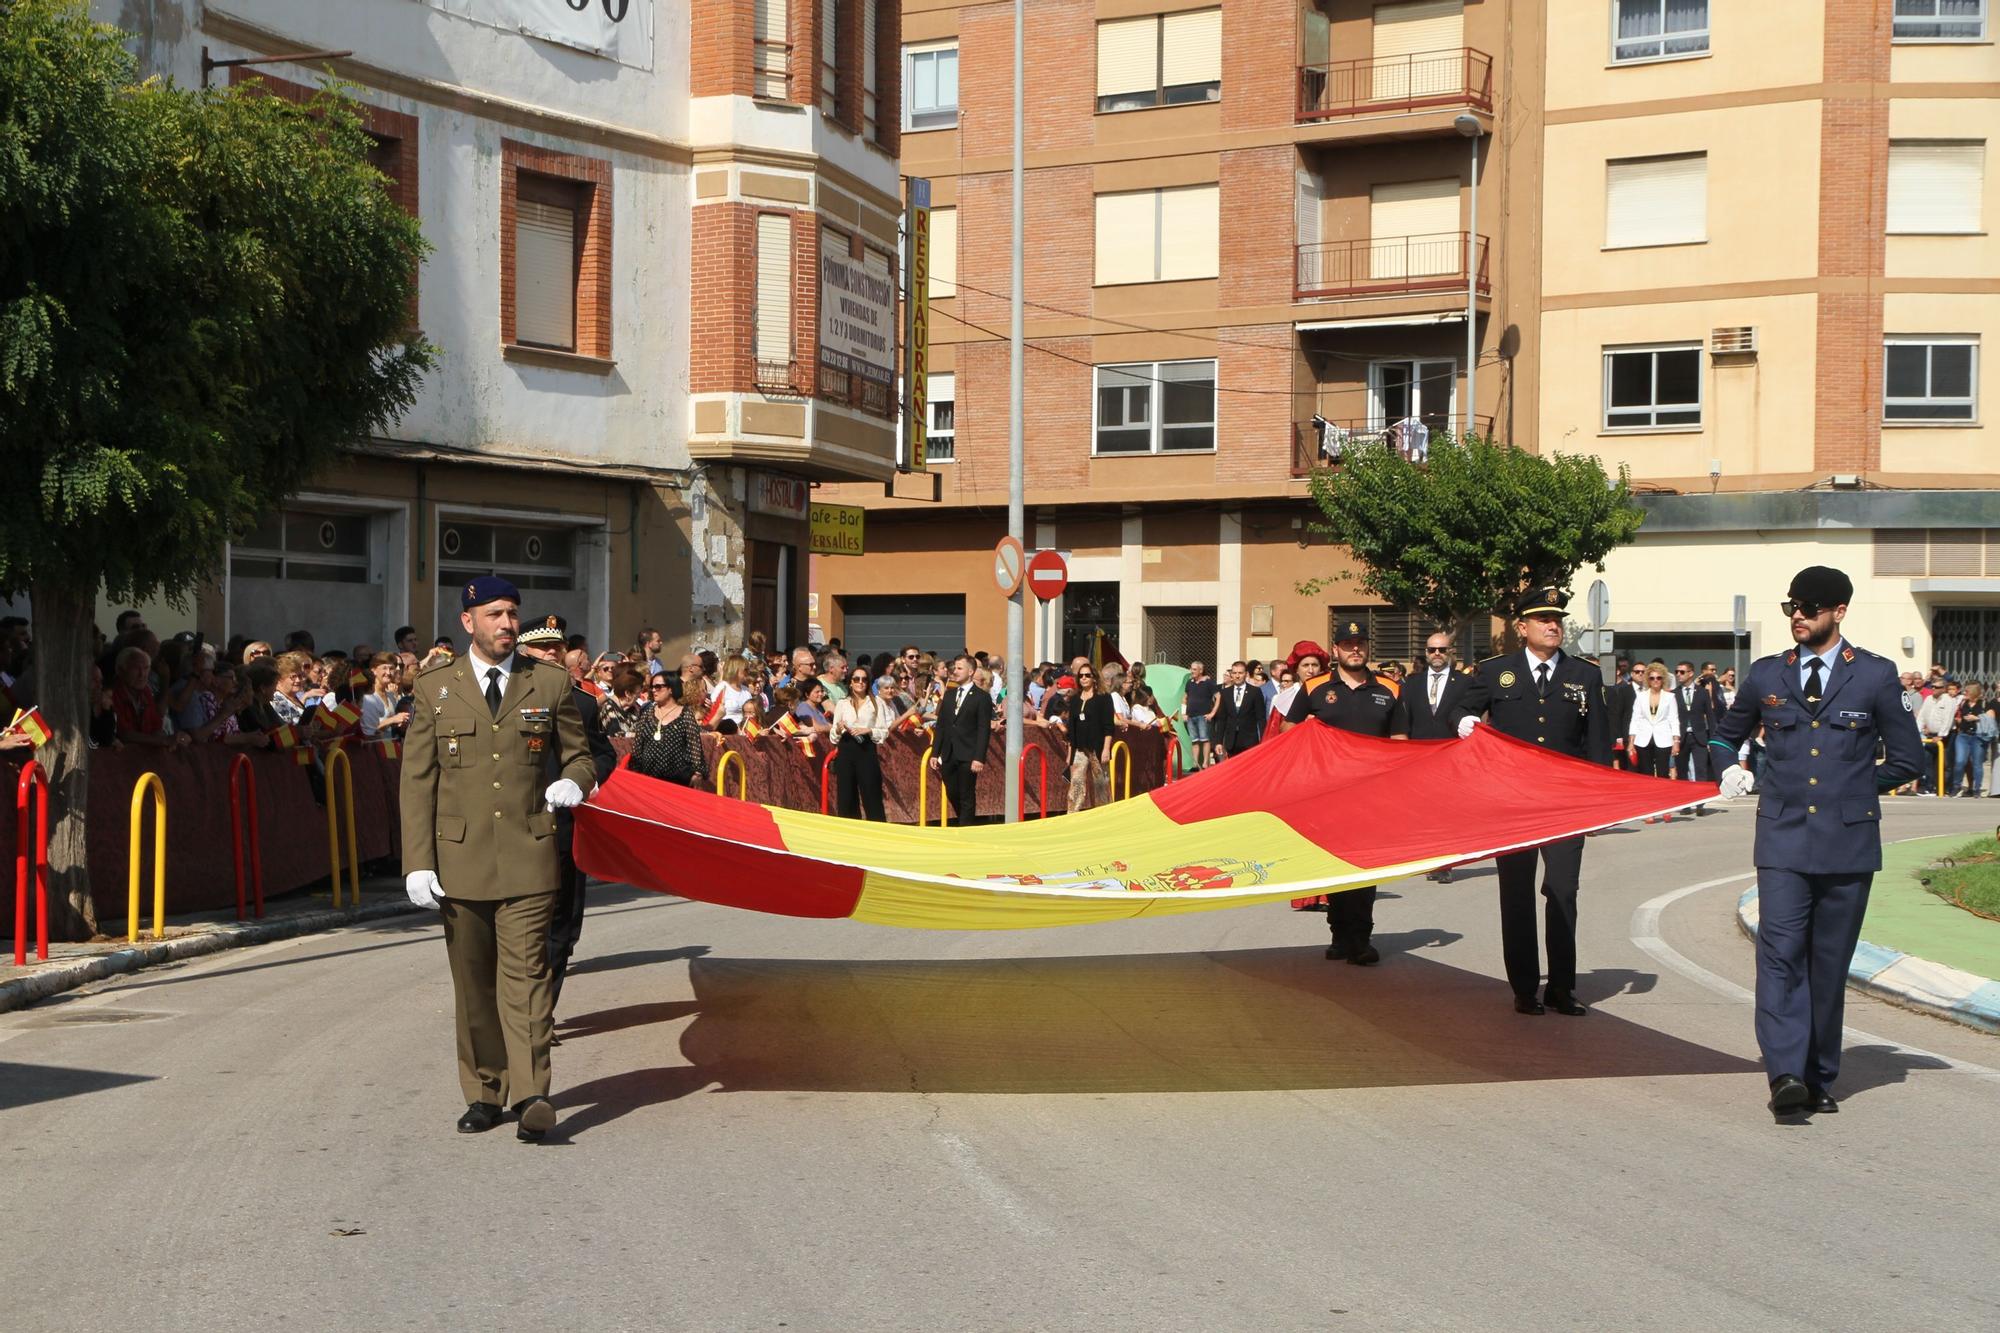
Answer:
[
  {"left": 1457, "top": 716, "right": 1480, "bottom": 740},
  {"left": 1717, "top": 764, "right": 1756, "bottom": 798},
  {"left": 545, "top": 778, "right": 585, "bottom": 811},
  {"left": 405, "top": 870, "right": 444, "bottom": 910}
]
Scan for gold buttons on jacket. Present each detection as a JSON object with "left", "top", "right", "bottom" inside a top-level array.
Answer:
[
  {"left": 1809, "top": 804, "right": 1818, "bottom": 814},
  {"left": 1811, "top": 748, "right": 1820, "bottom": 757},
  {"left": 492, "top": 781, "right": 501, "bottom": 790},
  {"left": 491, "top": 753, "right": 500, "bottom": 761},
  {"left": 1811, "top": 720, "right": 1820, "bottom": 728},
  {"left": 494, "top": 810, "right": 503, "bottom": 818},
  {"left": 1809, "top": 777, "right": 1818, "bottom": 786}
]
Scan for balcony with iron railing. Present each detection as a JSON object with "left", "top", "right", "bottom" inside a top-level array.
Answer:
[
  {"left": 1296, "top": 231, "right": 1489, "bottom": 301},
  {"left": 1297, "top": 47, "right": 1493, "bottom": 123},
  {"left": 1292, "top": 414, "right": 1494, "bottom": 478}
]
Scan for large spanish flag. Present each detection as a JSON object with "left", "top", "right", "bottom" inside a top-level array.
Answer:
[{"left": 574, "top": 723, "right": 1711, "bottom": 930}]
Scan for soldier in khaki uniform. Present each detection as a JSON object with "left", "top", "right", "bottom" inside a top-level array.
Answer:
[{"left": 401, "top": 576, "right": 595, "bottom": 1141}]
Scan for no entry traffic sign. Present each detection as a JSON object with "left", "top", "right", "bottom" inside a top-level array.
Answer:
[{"left": 1026, "top": 549, "right": 1069, "bottom": 601}]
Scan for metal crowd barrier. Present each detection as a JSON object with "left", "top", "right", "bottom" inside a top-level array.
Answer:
[
  {"left": 227, "top": 753, "right": 264, "bottom": 920},
  {"left": 127, "top": 772, "right": 166, "bottom": 943},
  {"left": 324, "top": 746, "right": 359, "bottom": 908},
  {"left": 14, "top": 759, "right": 48, "bottom": 965}
]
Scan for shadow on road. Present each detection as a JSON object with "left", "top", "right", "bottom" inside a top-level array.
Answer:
[
  {"left": 546, "top": 936, "right": 1757, "bottom": 1136},
  {"left": 0, "top": 1062, "right": 155, "bottom": 1111},
  {"left": 1829, "top": 1044, "right": 1957, "bottom": 1102},
  {"left": 564, "top": 943, "right": 712, "bottom": 979}
]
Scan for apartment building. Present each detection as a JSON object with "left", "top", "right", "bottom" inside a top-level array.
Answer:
[
  {"left": 813, "top": 0, "right": 1532, "bottom": 667},
  {"left": 814, "top": 0, "right": 1999, "bottom": 679},
  {"left": 1540, "top": 1, "right": 2000, "bottom": 678},
  {"left": 96, "top": 0, "right": 900, "bottom": 657}
]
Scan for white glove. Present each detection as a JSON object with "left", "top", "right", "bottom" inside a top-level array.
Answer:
[
  {"left": 544, "top": 778, "right": 585, "bottom": 810},
  {"left": 1456, "top": 716, "right": 1480, "bottom": 740},
  {"left": 405, "top": 870, "right": 444, "bottom": 909},
  {"left": 1718, "top": 764, "right": 1755, "bottom": 798}
]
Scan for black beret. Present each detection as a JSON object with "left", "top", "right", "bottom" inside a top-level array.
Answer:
[
  {"left": 1787, "top": 566, "right": 1853, "bottom": 607},
  {"left": 460, "top": 575, "right": 520, "bottom": 611}
]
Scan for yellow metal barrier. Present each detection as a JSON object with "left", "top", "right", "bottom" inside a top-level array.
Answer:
[
  {"left": 715, "top": 750, "right": 748, "bottom": 800},
  {"left": 324, "top": 745, "right": 360, "bottom": 908},
  {"left": 917, "top": 745, "right": 948, "bottom": 827},
  {"left": 1107, "top": 740, "right": 1133, "bottom": 802},
  {"left": 127, "top": 772, "right": 166, "bottom": 943},
  {"left": 1924, "top": 736, "right": 1948, "bottom": 794}
]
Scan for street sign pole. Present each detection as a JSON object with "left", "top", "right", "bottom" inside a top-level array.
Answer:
[
  {"left": 1732, "top": 594, "right": 1747, "bottom": 687},
  {"left": 1004, "top": 0, "right": 1025, "bottom": 822},
  {"left": 1587, "top": 580, "right": 1613, "bottom": 685}
]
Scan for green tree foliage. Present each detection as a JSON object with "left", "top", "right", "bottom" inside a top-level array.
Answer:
[
  {"left": 1303, "top": 432, "right": 1646, "bottom": 632},
  {"left": 0, "top": 0, "right": 433, "bottom": 934}
]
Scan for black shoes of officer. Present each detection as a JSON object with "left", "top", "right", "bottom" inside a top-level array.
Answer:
[
  {"left": 515, "top": 1097, "right": 558, "bottom": 1142},
  {"left": 1347, "top": 939, "right": 1381, "bottom": 966},
  {"left": 1768, "top": 1075, "right": 1812, "bottom": 1121},
  {"left": 1807, "top": 1085, "right": 1838, "bottom": 1114},
  {"left": 1513, "top": 994, "right": 1545, "bottom": 1015},
  {"left": 1544, "top": 991, "right": 1588, "bottom": 1016},
  {"left": 1324, "top": 937, "right": 1350, "bottom": 961},
  {"left": 456, "top": 1102, "right": 504, "bottom": 1134},
  {"left": 1426, "top": 868, "right": 1452, "bottom": 883}
]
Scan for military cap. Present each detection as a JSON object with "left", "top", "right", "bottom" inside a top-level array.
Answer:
[
  {"left": 460, "top": 575, "right": 520, "bottom": 610},
  {"left": 1331, "top": 621, "right": 1368, "bottom": 644},
  {"left": 518, "top": 614, "right": 567, "bottom": 647},
  {"left": 1513, "top": 586, "right": 1567, "bottom": 618},
  {"left": 1787, "top": 565, "right": 1853, "bottom": 608}
]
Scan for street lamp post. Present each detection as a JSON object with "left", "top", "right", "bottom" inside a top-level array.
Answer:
[{"left": 1454, "top": 114, "right": 1482, "bottom": 440}]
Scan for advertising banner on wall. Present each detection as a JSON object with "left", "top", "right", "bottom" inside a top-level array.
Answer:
[
  {"left": 419, "top": 0, "right": 654, "bottom": 69},
  {"left": 819, "top": 237, "right": 897, "bottom": 387}
]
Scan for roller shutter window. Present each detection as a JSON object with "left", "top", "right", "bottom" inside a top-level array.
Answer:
[
  {"left": 514, "top": 195, "right": 577, "bottom": 350},
  {"left": 1887, "top": 140, "right": 1985, "bottom": 234},
  {"left": 1369, "top": 177, "right": 1459, "bottom": 279},
  {"left": 1370, "top": 0, "right": 1463, "bottom": 102},
  {"left": 905, "top": 42, "right": 958, "bottom": 130},
  {"left": 927, "top": 207, "right": 957, "bottom": 299},
  {"left": 753, "top": 0, "right": 789, "bottom": 98},
  {"left": 754, "top": 213, "right": 794, "bottom": 368},
  {"left": 1157, "top": 184, "right": 1220, "bottom": 281},
  {"left": 821, "top": 0, "right": 839, "bottom": 115},
  {"left": 1094, "top": 191, "right": 1158, "bottom": 285},
  {"left": 1160, "top": 9, "right": 1222, "bottom": 104},
  {"left": 1873, "top": 529, "right": 1928, "bottom": 577},
  {"left": 1605, "top": 152, "right": 1708, "bottom": 248},
  {"left": 1096, "top": 17, "right": 1157, "bottom": 112},
  {"left": 863, "top": 0, "right": 878, "bottom": 136}
]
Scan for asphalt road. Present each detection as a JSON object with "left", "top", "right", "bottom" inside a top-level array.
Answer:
[{"left": 4, "top": 799, "right": 1999, "bottom": 1332}]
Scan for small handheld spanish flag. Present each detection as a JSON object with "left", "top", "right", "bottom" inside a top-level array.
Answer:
[
  {"left": 9, "top": 707, "right": 51, "bottom": 748},
  {"left": 377, "top": 737, "right": 402, "bottom": 760},
  {"left": 293, "top": 746, "right": 314, "bottom": 767},
  {"left": 268, "top": 723, "right": 301, "bottom": 750},
  {"left": 702, "top": 688, "right": 725, "bottom": 729},
  {"left": 320, "top": 699, "right": 362, "bottom": 733},
  {"left": 740, "top": 714, "right": 764, "bottom": 739},
  {"left": 348, "top": 666, "right": 370, "bottom": 692}
]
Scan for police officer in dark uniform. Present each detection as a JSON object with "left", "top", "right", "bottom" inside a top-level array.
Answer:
[
  {"left": 1706, "top": 566, "right": 1923, "bottom": 1121},
  {"left": 516, "top": 615, "right": 617, "bottom": 1019},
  {"left": 1457, "top": 587, "right": 1612, "bottom": 1016},
  {"left": 1286, "top": 621, "right": 1409, "bottom": 965}
]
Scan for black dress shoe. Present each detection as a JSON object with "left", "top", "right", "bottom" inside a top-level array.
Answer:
[
  {"left": 1346, "top": 940, "right": 1381, "bottom": 966},
  {"left": 1513, "top": 994, "right": 1545, "bottom": 1015},
  {"left": 1544, "top": 992, "right": 1588, "bottom": 1016},
  {"left": 456, "top": 1102, "right": 504, "bottom": 1134},
  {"left": 515, "top": 1097, "right": 557, "bottom": 1141},
  {"left": 1806, "top": 1086, "right": 1838, "bottom": 1114},
  {"left": 1325, "top": 938, "right": 1351, "bottom": 961},
  {"left": 1768, "top": 1075, "right": 1811, "bottom": 1120}
]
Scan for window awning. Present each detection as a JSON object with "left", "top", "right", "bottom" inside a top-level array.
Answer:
[{"left": 1295, "top": 312, "right": 1466, "bottom": 333}]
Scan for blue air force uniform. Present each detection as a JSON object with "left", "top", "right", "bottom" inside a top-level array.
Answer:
[{"left": 1708, "top": 567, "right": 1923, "bottom": 1102}]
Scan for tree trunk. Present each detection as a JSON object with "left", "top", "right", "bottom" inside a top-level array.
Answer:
[{"left": 30, "top": 583, "right": 99, "bottom": 940}]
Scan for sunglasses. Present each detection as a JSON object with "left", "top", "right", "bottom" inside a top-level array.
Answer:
[
  {"left": 648, "top": 681, "right": 673, "bottom": 691},
  {"left": 1424, "top": 647, "right": 1449, "bottom": 654},
  {"left": 1781, "top": 600, "right": 1824, "bottom": 618},
  {"left": 1647, "top": 674, "right": 1665, "bottom": 682},
  {"left": 1078, "top": 672, "right": 1095, "bottom": 679}
]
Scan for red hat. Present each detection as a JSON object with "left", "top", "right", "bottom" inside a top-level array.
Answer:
[
  {"left": 1056, "top": 674, "right": 1077, "bottom": 689},
  {"left": 1284, "top": 640, "right": 1330, "bottom": 673}
]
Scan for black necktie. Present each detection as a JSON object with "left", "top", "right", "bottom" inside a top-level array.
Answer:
[
  {"left": 1535, "top": 663, "right": 1549, "bottom": 696},
  {"left": 485, "top": 667, "right": 503, "bottom": 716},
  {"left": 1804, "top": 659, "right": 1824, "bottom": 711}
]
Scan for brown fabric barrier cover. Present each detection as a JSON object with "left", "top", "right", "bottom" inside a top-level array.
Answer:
[
  {"left": 614, "top": 723, "right": 1172, "bottom": 822},
  {"left": 1, "top": 743, "right": 402, "bottom": 928}
]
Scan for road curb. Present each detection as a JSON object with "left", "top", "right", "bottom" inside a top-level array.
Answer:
[
  {"left": 1737, "top": 886, "right": 2000, "bottom": 1035},
  {"left": 0, "top": 899, "right": 425, "bottom": 1015}
]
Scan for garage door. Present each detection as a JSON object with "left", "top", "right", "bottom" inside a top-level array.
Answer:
[{"left": 838, "top": 594, "right": 967, "bottom": 660}]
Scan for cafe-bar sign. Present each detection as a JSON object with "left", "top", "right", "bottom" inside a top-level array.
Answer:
[
  {"left": 810, "top": 503, "right": 865, "bottom": 556},
  {"left": 419, "top": 0, "right": 654, "bottom": 68}
]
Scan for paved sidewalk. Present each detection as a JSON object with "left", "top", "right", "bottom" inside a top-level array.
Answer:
[
  {"left": 1, "top": 879, "right": 421, "bottom": 1013},
  {"left": 1738, "top": 832, "right": 2000, "bottom": 1033}
]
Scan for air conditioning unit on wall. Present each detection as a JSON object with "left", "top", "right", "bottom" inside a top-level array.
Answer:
[{"left": 1710, "top": 326, "right": 1757, "bottom": 356}]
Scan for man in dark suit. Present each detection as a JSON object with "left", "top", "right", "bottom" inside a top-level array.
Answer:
[
  {"left": 1406, "top": 630, "right": 1473, "bottom": 882},
  {"left": 930, "top": 652, "right": 994, "bottom": 824},
  {"left": 1458, "top": 586, "right": 1613, "bottom": 1017},
  {"left": 1708, "top": 566, "right": 1923, "bottom": 1122},
  {"left": 1212, "top": 660, "right": 1265, "bottom": 758},
  {"left": 517, "top": 616, "right": 618, "bottom": 1018}
]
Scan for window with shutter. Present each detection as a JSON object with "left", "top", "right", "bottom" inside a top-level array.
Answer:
[
  {"left": 1605, "top": 153, "right": 1707, "bottom": 248},
  {"left": 753, "top": 0, "right": 790, "bottom": 99},
  {"left": 928, "top": 208, "right": 957, "bottom": 298},
  {"left": 821, "top": 0, "right": 839, "bottom": 115},
  {"left": 1371, "top": 0, "right": 1464, "bottom": 101},
  {"left": 1160, "top": 9, "right": 1222, "bottom": 103},
  {"left": 905, "top": 43, "right": 959, "bottom": 130},
  {"left": 1874, "top": 529, "right": 1928, "bottom": 577},
  {"left": 1887, "top": 141, "right": 1985, "bottom": 234},
  {"left": 1932, "top": 529, "right": 1984, "bottom": 577},
  {"left": 1096, "top": 18, "right": 1158, "bottom": 111},
  {"left": 863, "top": 0, "right": 878, "bottom": 136},
  {"left": 1891, "top": 0, "right": 1986, "bottom": 42},
  {"left": 1094, "top": 191, "right": 1158, "bottom": 284},
  {"left": 1096, "top": 11, "right": 1221, "bottom": 111},
  {"left": 754, "top": 214, "right": 793, "bottom": 374},
  {"left": 515, "top": 196, "right": 577, "bottom": 350},
  {"left": 1157, "top": 185, "right": 1219, "bottom": 280},
  {"left": 1369, "top": 178, "right": 1459, "bottom": 279}
]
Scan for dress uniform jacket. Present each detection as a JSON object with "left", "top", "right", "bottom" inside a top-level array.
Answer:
[
  {"left": 1458, "top": 650, "right": 1612, "bottom": 764},
  {"left": 1710, "top": 643, "right": 1922, "bottom": 874},
  {"left": 401, "top": 654, "right": 595, "bottom": 900}
]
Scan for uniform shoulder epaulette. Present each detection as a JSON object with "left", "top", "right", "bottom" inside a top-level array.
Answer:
[
  {"left": 1303, "top": 671, "right": 1333, "bottom": 691},
  {"left": 416, "top": 658, "right": 456, "bottom": 678},
  {"left": 1477, "top": 653, "right": 1507, "bottom": 666}
]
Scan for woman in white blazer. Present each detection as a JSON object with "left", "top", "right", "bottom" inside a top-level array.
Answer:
[{"left": 1628, "top": 660, "right": 1681, "bottom": 788}]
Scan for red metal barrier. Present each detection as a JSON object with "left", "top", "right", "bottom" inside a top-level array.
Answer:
[
  {"left": 14, "top": 759, "right": 48, "bottom": 966},
  {"left": 1164, "top": 737, "right": 1183, "bottom": 786},
  {"left": 1020, "top": 745, "right": 1049, "bottom": 819},
  {"left": 820, "top": 747, "right": 838, "bottom": 815},
  {"left": 227, "top": 752, "right": 264, "bottom": 920}
]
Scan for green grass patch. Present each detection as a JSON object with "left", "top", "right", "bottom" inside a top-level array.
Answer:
[{"left": 1917, "top": 836, "right": 2000, "bottom": 922}]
